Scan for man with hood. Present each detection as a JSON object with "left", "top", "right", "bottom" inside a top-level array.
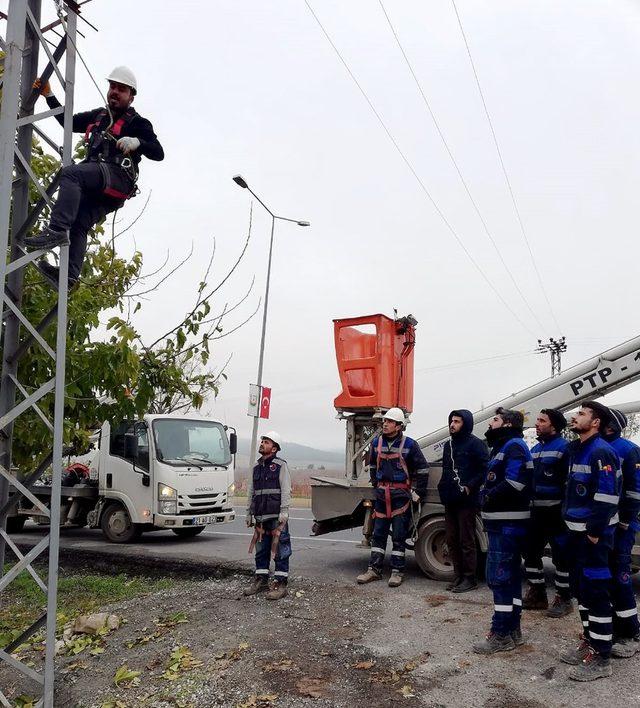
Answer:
[
  {"left": 473, "top": 407, "right": 533, "bottom": 655},
  {"left": 438, "top": 409, "right": 488, "bottom": 593},
  {"left": 602, "top": 409, "right": 640, "bottom": 659},
  {"left": 523, "top": 409, "right": 572, "bottom": 618},
  {"left": 356, "top": 407, "right": 429, "bottom": 588}
]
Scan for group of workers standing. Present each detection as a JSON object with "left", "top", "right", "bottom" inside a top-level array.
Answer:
[{"left": 244, "top": 403, "right": 639, "bottom": 684}]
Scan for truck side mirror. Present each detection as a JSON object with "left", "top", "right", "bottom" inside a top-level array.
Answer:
[
  {"left": 229, "top": 432, "right": 237, "bottom": 455},
  {"left": 124, "top": 433, "right": 138, "bottom": 459}
]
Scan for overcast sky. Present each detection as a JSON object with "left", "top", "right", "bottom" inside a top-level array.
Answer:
[{"left": 15, "top": 0, "right": 640, "bottom": 451}]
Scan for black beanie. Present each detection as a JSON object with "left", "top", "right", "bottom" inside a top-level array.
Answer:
[
  {"left": 608, "top": 408, "right": 627, "bottom": 435},
  {"left": 541, "top": 408, "right": 567, "bottom": 433}
]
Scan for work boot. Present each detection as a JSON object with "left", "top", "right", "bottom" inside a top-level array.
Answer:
[
  {"left": 472, "top": 631, "right": 516, "bottom": 655},
  {"left": 388, "top": 570, "right": 403, "bottom": 587},
  {"left": 356, "top": 568, "right": 382, "bottom": 584},
  {"left": 243, "top": 575, "right": 269, "bottom": 596},
  {"left": 265, "top": 580, "right": 288, "bottom": 601},
  {"left": 560, "top": 636, "right": 591, "bottom": 665},
  {"left": 568, "top": 648, "right": 612, "bottom": 681},
  {"left": 446, "top": 576, "right": 462, "bottom": 591},
  {"left": 511, "top": 628, "right": 524, "bottom": 646},
  {"left": 36, "top": 261, "right": 78, "bottom": 291},
  {"left": 522, "top": 583, "right": 548, "bottom": 610},
  {"left": 611, "top": 634, "right": 640, "bottom": 659},
  {"left": 452, "top": 576, "right": 478, "bottom": 593},
  {"left": 545, "top": 595, "right": 573, "bottom": 619},
  {"left": 25, "top": 226, "right": 69, "bottom": 250}
]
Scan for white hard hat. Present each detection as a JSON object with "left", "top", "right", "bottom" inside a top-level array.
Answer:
[
  {"left": 261, "top": 431, "right": 282, "bottom": 450},
  {"left": 107, "top": 66, "right": 137, "bottom": 93},
  {"left": 383, "top": 407, "right": 406, "bottom": 425}
]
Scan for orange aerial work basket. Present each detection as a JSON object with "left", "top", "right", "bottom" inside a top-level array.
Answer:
[{"left": 333, "top": 313, "right": 417, "bottom": 413}]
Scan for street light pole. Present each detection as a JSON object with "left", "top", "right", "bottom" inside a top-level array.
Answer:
[{"left": 232, "top": 175, "right": 310, "bottom": 469}]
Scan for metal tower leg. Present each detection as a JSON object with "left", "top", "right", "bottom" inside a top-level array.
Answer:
[{"left": 0, "top": 2, "right": 78, "bottom": 705}]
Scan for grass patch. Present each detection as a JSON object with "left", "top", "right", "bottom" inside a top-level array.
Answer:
[{"left": 1, "top": 565, "right": 175, "bottom": 648}]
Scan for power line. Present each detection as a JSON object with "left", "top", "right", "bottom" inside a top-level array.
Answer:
[
  {"left": 415, "top": 349, "right": 536, "bottom": 374},
  {"left": 450, "top": 0, "right": 563, "bottom": 335},
  {"left": 303, "top": 0, "right": 536, "bottom": 338},
  {"left": 377, "top": 0, "right": 549, "bottom": 337}
]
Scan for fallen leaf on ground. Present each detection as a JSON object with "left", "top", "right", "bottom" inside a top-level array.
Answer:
[
  {"left": 398, "top": 685, "right": 415, "bottom": 698},
  {"left": 113, "top": 665, "right": 141, "bottom": 687},
  {"left": 296, "top": 677, "right": 329, "bottom": 698},
  {"left": 351, "top": 660, "right": 376, "bottom": 670},
  {"left": 263, "top": 658, "right": 295, "bottom": 672}
]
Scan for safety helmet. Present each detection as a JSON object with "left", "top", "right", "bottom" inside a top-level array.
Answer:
[
  {"left": 107, "top": 66, "right": 137, "bottom": 94},
  {"left": 382, "top": 407, "right": 406, "bottom": 425},
  {"left": 261, "top": 431, "right": 282, "bottom": 451}
]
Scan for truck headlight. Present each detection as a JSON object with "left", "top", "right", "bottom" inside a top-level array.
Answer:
[
  {"left": 158, "top": 484, "right": 177, "bottom": 515},
  {"left": 227, "top": 482, "right": 235, "bottom": 496}
]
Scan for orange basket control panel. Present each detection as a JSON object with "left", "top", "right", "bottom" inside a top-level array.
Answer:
[{"left": 333, "top": 314, "right": 417, "bottom": 413}]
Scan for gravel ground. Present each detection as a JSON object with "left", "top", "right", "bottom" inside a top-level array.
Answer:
[{"left": 2, "top": 570, "right": 639, "bottom": 707}]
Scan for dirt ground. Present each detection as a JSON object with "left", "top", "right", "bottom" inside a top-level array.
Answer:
[{"left": 2, "top": 565, "right": 640, "bottom": 707}]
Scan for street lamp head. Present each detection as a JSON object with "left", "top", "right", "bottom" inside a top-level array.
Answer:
[
  {"left": 232, "top": 174, "right": 249, "bottom": 189},
  {"left": 297, "top": 221, "right": 310, "bottom": 227}
]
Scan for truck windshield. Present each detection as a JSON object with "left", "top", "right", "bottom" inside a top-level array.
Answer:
[{"left": 152, "top": 419, "right": 231, "bottom": 467}]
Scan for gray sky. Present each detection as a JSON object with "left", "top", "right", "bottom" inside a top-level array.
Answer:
[{"left": 20, "top": 0, "right": 640, "bottom": 449}]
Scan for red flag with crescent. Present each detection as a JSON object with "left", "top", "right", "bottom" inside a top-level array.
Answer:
[{"left": 259, "top": 387, "right": 271, "bottom": 419}]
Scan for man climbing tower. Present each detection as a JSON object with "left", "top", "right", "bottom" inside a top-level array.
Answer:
[{"left": 29, "top": 66, "right": 164, "bottom": 288}]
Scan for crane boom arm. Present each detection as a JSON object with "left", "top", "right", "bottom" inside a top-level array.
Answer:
[{"left": 418, "top": 335, "right": 640, "bottom": 462}]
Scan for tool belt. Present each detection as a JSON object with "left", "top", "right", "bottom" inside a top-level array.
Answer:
[
  {"left": 248, "top": 521, "right": 286, "bottom": 558},
  {"left": 373, "top": 481, "right": 411, "bottom": 520}
]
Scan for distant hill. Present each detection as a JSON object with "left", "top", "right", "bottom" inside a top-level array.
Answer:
[{"left": 236, "top": 438, "right": 343, "bottom": 467}]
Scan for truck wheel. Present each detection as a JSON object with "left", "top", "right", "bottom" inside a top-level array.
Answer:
[
  {"left": 6, "top": 516, "right": 25, "bottom": 533},
  {"left": 100, "top": 504, "right": 142, "bottom": 543},
  {"left": 414, "top": 516, "right": 454, "bottom": 581},
  {"left": 171, "top": 527, "right": 206, "bottom": 539}
]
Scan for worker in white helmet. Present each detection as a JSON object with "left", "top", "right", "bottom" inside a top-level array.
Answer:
[
  {"left": 29, "top": 66, "right": 164, "bottom": 289},
  {"left": 244, "top": 431, "right": 292, "bottom": 600},
  {"left": 357, "top": 408, "right": 429, "bottom": 588}
]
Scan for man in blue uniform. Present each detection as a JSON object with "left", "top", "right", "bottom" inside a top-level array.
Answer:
[
  {"left": 602, "top": 409, "right": 640, "bottom": 658},
  {"left": 523, "top": 408, "right": 572, "bottom": 617},
  {"left": 473, "top": 407, "right": 533, "bottom": 654},
  {"left": 357, "top": 407, "right": 429, "bottom": 588},
  {"left": 560, "top": 401, "right": 621, "bottom": 681},
  {"left": 244, "top": 432, "right": 292, "bottom": 601}
]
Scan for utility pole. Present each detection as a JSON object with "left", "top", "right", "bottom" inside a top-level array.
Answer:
[
  {"left": 537, "top": 336, "right": 567, "bottom": 378},
  {"left": 0, "top": 2, "right": 80, "bottom": 705}
]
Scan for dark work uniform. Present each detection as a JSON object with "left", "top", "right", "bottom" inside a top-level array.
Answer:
[
  {"left": 438, "top": 409, "right": 488, "bottom": 580},
  {"left": 44, "top": 96, "right": 164, "bottom": 279},
  {"left": 563, "top": 434, "right": 621, "bottom": 658},
  {"left": 367, "top": 433, "right": 429, "bottom": 574},
  {"left": 524, "top": 433, "right": 570, "bottom": 597},
  {"left": 481, "top": 427, "right": 533, "bottom": 636}
]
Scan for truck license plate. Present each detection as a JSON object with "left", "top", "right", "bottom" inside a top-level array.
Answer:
[{"left": 195, "top": 515, "right": 213, "bottom": 525}]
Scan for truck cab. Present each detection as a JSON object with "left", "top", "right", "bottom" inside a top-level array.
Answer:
[{"left": 77, "top": 414, "right": 237, "bottom": 542}]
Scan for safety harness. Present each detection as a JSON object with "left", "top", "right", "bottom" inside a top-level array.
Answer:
[
  {"left": 248, "top": 521, "right": 286, "bottom": 558},
  {"left": 373, "top": 435, "right": 412, "bottom": 519},
  {"left": 84, "top": 108, "right": 138, "bottom": 200}
]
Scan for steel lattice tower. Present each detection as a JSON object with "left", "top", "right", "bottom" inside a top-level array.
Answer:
[{"left": 0, "top": 1, "right": 78, "bottom": 705}]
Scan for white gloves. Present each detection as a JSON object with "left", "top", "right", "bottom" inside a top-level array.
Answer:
[
  {"left": 245, "top": 512, "right": 254, "bottom": 528},
  {"left": 411, "top": 490, "right": 420, "bottom": 503},
  {"left": 278, "top": 512, "right": 289, "bottom": 524},
  {"left": 116, "top": 137, "right": 140, "bottom": 155}
]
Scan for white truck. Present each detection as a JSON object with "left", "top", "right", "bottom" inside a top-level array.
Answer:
[
  {"left": 9, "top": 413, "right": 237, "bottom": 542},
  {"left": 312, "top": 334, "right": 640, "bottom": 578}
]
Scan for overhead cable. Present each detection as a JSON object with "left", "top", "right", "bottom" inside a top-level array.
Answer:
[
  {"left": 303, "top": 0, "right": 536, "bottom": 338},
  {"left": 450, "top": 0, "right": 563, "bottom": 335},
  {"left": 378, "top": 0, "right": 550, "bottom": 337}
]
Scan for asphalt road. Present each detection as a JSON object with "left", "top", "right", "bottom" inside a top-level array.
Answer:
[{"left": 13, "top": 506, "right": 391, "bottom": 584}]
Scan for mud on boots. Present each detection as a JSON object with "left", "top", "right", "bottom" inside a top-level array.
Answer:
[
  {"left": 244, "top": 432, "right": 292, "bottom": 600},
  {"left": 473, "top": 408, "right": 533, "bottom": 655},
  {"left": 356, "top": 408, "right": 429, "bottom": 588},
  {"left": 438, "top": 410, "right": 488, "bottom": 594},
  {"left": 523, "top": 409, "right": 573, "bottom": 618},
  {"left": 562, "top": 402, "right": 620, "bottom": 681}
]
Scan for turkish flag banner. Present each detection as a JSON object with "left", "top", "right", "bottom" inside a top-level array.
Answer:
[{"left": 259, "top": 387, "right": 271, "bottom": 419}]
